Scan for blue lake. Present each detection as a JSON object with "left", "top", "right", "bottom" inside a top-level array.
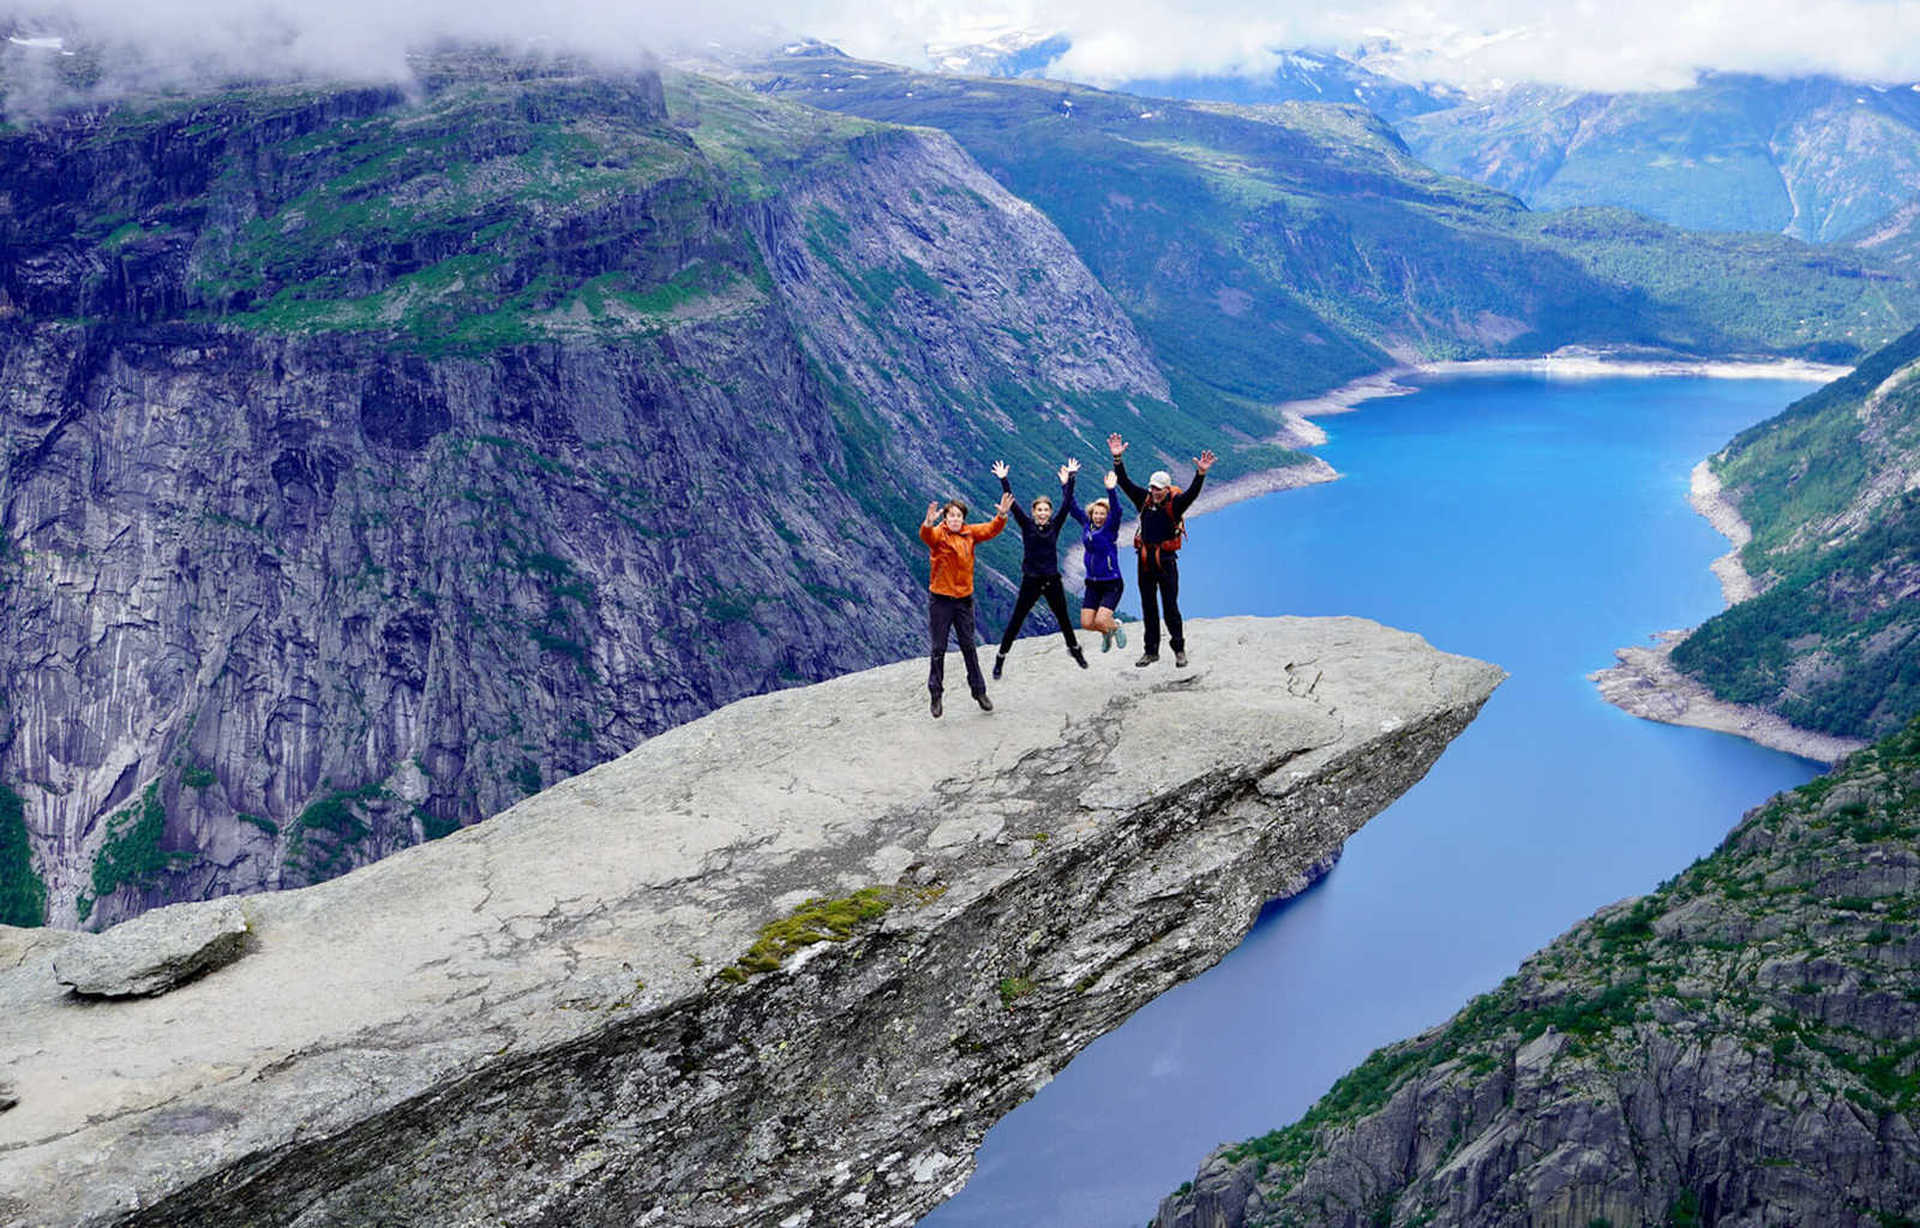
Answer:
[{"left": 918, "top": 373, "right": 1826, "bottom": 1228}]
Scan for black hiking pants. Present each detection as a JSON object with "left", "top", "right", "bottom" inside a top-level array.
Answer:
[
  {"left": 929, "top": 593, "right": 988, "bottom": 697},
  {"left": 1138, "top": 552, "right": 1184, "bottom": 655},
  {"left": 997, "top": 575, "right": 1081, "bottom": 657}
]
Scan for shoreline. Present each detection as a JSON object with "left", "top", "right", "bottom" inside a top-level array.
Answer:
[
  {"left": 1590, "top": 632, "right": 1868, "bottom": 765},
  {"left": 1185, "top": 349, "right": 1849, "bottom": 528},
  {"left": 1588, "top": 429, "right": 1868, "bottom": 765},
  {"left": 1213, "top": 347, "right": 1865, "bottom": 765},
  {"left": 1267, "top": 350, "right": 1853, "bottom": 425}
]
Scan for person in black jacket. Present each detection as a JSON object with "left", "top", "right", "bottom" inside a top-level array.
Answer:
[
  {"left": 1107, "top": 433, "right": 1214, "bottom": 668},
  {"left": 991, "top": 458, "right": 1090, "bottom": 678}
]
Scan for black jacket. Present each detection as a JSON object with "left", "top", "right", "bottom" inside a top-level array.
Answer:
[
  {"left": 999, "top": 473, "right": 1078, "bottom": 578},
  {"left": 1113, "top": 457, "right": 1204, "bottom": 546}
]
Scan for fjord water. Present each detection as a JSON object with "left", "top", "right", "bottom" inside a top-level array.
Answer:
[{"left": 919, "top": 373, "right": 1825, "bottom": 1227}]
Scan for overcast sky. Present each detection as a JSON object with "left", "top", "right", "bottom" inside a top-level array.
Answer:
[{"left": 8, "top": 0, "right": 1920, "bottom": 94}]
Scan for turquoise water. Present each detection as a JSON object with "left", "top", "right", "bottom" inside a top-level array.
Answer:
[{"left": 918, "top": 373, "right": 1825, "bottom": 1228}]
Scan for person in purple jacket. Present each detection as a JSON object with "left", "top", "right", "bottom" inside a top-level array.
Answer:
[{"left": 1068, "top": 468, "right": 1128, "bottom": 653}]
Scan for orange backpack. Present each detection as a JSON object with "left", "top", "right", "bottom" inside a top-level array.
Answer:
[{"left": 1133, "top": 487, "right": 1187, "bottom": 555}]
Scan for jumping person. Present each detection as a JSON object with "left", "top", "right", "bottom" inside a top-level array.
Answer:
[
  {"left": 1107, "top": 433, "right": 1215, "bottom": 668},
  {"left": 1068, "top": 468, "right": 1128, "bottom": 653},
  {"left": 990, "top": 458, "right": 1089, "bottom": 679},
  {"left": 919, "top": 490, "right": 1014, "bottom": 718}
]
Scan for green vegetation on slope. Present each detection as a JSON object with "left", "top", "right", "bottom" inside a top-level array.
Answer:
[
  {"left": 1192, "top": 716, "right": 1920, "bottom": 1225},
  {"left": 0, "top": 785, "right": 47, "bottom": 927},
  {"left": 746, "top": 49, "right": 1920, "bottom": 415},
  {"left": 80, "top": 783, "right": 190, "bottom": 923},
  {"left": 1671, "top": 327, "right": 1920, "bottom": 738},
  {"left": 1400, "top": 74, "right": 1920, "bottom": 243}
]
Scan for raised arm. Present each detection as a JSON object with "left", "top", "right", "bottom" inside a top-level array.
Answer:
[
  {"left": 972, "top": 491, "right": 1014, "bottom": 541},
  {"left": 1058, "top": 461, "right": 1083, "bottom": 527},
  {"left": 1107, "top": 434, "right": 1147, "bottom": 508},
  {"left": 918, "top": 500, "right": 940, "bottom": 545},
  {"left": 993, "top": 460, "right": 1032, "bottom": 531},
  {"left": 1096, "top": 470, "right": 1125, "bottom": 539},
  {"left": 1171, "top": 450, "right": 1214, "bottom": 517}
]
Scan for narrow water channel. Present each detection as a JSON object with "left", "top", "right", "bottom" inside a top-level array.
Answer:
[{"left": 919, "top": 372, "right": 1827, "bottom": 1227}]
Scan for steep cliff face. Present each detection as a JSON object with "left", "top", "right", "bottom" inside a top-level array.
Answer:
[
  {"left": 0, "top": 58, "right": 1205, "bottom": 928},
  {"left": 0, "top": 616, "right": 1503, "bottom": 1227},
  {"left": 1153, "top": 716, "right": 1920, "bottom": 1228},
  {"left": 1670, "top": 327, "right": 1920, "bottom": 739}
]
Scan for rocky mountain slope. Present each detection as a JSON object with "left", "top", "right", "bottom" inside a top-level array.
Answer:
[
  {"left": 1669, "top": 327, "right": 1920, "bottom": 739},
  {"left": 0, "top": 616, "right": 1502, "bottom": 1227},
  {"left": 1400, "top": 74, "right": 1920, "bottom": 242},
  {"left": 1153, "top": 711, "right": 1920, "bottom": 1228},
  {"left": 0, "top": 53, "right": 1220, "bottom": 929},
  {"left": 740, "top": 44, "right": 1920, "bottom": 414}
]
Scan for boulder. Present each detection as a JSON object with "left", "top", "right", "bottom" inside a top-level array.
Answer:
[{"left": 53, "top": 901, "right": 250, "bottom": 998}]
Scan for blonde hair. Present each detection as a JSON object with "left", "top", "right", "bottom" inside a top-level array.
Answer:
[{"left": 1088, "top": 498, "right": 1111, "bottom": 515}]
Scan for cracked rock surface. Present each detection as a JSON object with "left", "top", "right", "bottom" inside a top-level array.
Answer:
[{"left": 0, "top": 616, "right": 1500, "bottom": 1228}]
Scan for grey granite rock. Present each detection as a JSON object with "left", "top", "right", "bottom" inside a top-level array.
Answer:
[
  {"left": 53, "top": 900, "right": 250, "bottom": 998},
  {"left": 0, "top": 616, "right": 1500, "bottom": 1227},
  {"left": 0, "top": 64, "right": 1190, "bottom": 931},
  {"left": 1151, "top": 713, "right": 1920, "bottom": 1228}
]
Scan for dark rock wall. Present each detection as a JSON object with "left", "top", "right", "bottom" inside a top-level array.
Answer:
[{"left": 0, "top": 66, "right": 1176, "bottom": 927}]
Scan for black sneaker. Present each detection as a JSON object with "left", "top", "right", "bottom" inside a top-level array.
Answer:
[
  {"left": 992, "top": 654, "right": 1006, "bottom": 680},
  {"left": 931, "top": 693, "right": 943, "bottom": 718},
  {"left": 1134, "top": 653, "right": 1159, "bottom": 668},
  {"left": 1174, "top": 650, "right": 1188, "bottom": 668},
  {"left": 1070, "top": 646, "right": 1088, "bottom": 669},
  {"left": 975, "top": 692, "right": 994, "bottom": 712}
]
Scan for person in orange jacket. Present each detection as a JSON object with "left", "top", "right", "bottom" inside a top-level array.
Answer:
[{"left": 919, "top": 489, "right": 1014, "bottom": 718}]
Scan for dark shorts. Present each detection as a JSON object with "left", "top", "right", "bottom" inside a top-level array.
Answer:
[{"left": 1083, "top": 577, "right": 1125, "bottom": 612}]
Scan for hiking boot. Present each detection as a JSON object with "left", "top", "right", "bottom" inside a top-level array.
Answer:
[
  {"left": 931, "top": 693, "right": 943, "bottom": 719},
  {"left": 1070, "top": 646, "right": 1088, "bottom": 669},
  {"left": 1100, "top": 631, "right": 1112, "bottom": 653},
  {"left": 1174, "top": 649, "right": 1188, "bottom": 668},
  {"left": 1134, "top": 653, "right": 1159, "bottom": 668},
  {"left": 975, "top": 691, "right": 994, "bottom": 712},
  {"left": 1113, "top": 623, "right": 1128, "bottom": 649},
  {"left": 992, "top": 654, "right": 1006, "bottom": 681}
]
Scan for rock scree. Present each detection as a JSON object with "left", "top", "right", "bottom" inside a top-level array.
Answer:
[{"left": 0, "top": 616, "right": 1501, "bottom": 1228}]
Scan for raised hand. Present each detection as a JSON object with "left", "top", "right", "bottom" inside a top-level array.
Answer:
[
  {"left": 1195, "top": 449, "right": 1217, "bottom": 474},
  {"left": 1104, "top": 470, "right": 1118, "bottom": 490},
  {"left": 924, "top": 501, "right": 941, "bottom": 527},
  {"left": 1064, "top": 457, "right": 1081, "bottom": 475},
  {"left": 1107, "top": 433, "right": 1127, "bottom": 458},
  {"left": 996, "top": 491, "right": 1015, "bottom": 516},
  {"left": 991, "top": 460, "right": 1010, "bottom": 480},
  {"left": 1056, "top": 465, "right": 1070, "bottom": 485}
]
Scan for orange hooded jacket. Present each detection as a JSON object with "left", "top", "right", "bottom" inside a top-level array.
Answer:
[{"left": 919, "top": 515, "right": 1006, "bottom": 598}]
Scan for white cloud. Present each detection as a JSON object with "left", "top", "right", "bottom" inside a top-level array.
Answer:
[
  {"left": 4, "top": 0, "right": 1918, "bottom": 98},
  {"left": 803, "top": 0, "right": 1920, "bottom": 93}
]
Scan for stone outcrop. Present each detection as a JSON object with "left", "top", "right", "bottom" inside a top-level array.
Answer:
[
  {"left": 1152, "top": 713, "right": 1920, "bottom": 1228},
  {"left": 52, "top": 898, "right": 248, "bottom": 997},
  {"left": 0, "top": 57, "right": 1213, "bottom": 928},
  {"left": 0, "top": 615, "right": 1501, "bottom": 1227}
]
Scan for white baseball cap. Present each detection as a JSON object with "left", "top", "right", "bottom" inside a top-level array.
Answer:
[{"left": 1148, "top": 470, "right": 1172, "bottom": 489}]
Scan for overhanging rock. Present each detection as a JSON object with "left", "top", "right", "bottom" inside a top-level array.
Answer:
[{"left": 0, "top": 615, "right": 1502, "bottom": 1227}]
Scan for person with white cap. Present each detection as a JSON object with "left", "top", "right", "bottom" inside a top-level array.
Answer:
[{"left": 1106, "top": 433, "right": 1214, "bottom": 667}]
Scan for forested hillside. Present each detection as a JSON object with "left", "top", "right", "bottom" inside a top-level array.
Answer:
[{"left": 1672, "top": 329, "right": 1920, "bottom": 738}]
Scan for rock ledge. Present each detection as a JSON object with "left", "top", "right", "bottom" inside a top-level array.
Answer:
[{"left": 0, "top": 616, "right": 1500, "bottom": 1228}]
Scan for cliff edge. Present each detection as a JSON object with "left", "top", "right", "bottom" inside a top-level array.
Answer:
[{"left": 0, "top": 616, "right": 1501, "bottom": 1227}]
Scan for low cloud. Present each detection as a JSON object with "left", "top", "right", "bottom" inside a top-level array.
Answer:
[{"left": 3, "top": 0, "right": 1917, "bottom": 107}]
